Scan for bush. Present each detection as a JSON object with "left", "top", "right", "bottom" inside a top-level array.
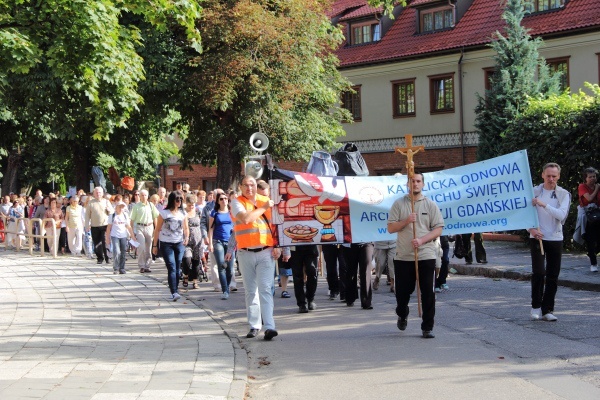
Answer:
[{"left": 501, "top": 84, "right": 600, "bottom": 248}]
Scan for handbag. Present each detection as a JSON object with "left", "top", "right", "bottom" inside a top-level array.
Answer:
[
  {"left": 334, "top": 143, "right": 369, "bottom": 177},
  {"left": 585, "top": 207, "right": 600, "bottom": 226}
]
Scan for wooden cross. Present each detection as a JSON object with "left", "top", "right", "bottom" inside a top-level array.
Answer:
[
  {"left": 395, "top": 134, "right": 424, "bottom": 179},
  {"left": 394, "top": 134, "right": 425, "bottom": 317}
]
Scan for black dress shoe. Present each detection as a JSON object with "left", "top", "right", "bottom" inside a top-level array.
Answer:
[
  {"left": 246, "top": 328, "right": 259, "bottom": 338},
  {"left": 308, "top": 302, "right": 316, "bottom": 311},
  {"left": 329, "top": 293, "right": 338, "bottom": 300},
  {"left": 362, "top": 305, "right": 373, "bottom": 310},
  {"left": 299, "top": 305, "right": 309, "bottom": 313},
  {"left": 422, "top": 330, "right": 435, "bottom": 339},
  {"left": 346, "top": 302, "right": 354, "bottom": 307},
  {"left": 478, "top": 260, "right": 488, "bottom": 264},
  {"left": 97, "top": 260, "right": 103, "bottom": 264},
  {"left": 264, "top": 329, "right": 278, "bottom": 341},
  {"left": 397, "top": 318, "right": 407, "bottom": 331}
]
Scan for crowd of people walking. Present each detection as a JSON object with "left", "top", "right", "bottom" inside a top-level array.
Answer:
[{"left": 1, "top": 163, "right": 598, "bottom": 341}]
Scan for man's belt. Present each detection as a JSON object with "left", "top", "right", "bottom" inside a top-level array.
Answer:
[
  {"left": 240, "top": 246, "right": 269, "bottom": 253},
  {"left": 136, "top": 222, "right": 153, "bottom": 226}
]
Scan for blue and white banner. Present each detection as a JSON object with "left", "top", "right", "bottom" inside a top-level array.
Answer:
[
  {"left": 346, "top": 150, "right": 539, "bottom": 242},
  {"left": 270, "top": 150, "right": 539, "bottom": 245}
]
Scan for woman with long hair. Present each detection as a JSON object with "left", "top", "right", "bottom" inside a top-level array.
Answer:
[
  {"left": 152, "top": 190, "right": 189, "bottom": 301},
  {"left": 209, "top": 192, "right": 235, "bottom": 299}
]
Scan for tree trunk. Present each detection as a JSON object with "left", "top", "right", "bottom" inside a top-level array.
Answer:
[
  {"left": 73, "top": 144, "right": 91, "bottom": 192},
  {"left": 2, "top": 150, "right": 21, "bottom": 195},
  {"left": 216, "top": 137, "right": 242, "bottom": 191}
]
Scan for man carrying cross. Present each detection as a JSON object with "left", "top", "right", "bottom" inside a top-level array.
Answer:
[{"left": 387, "top": 172, "right": 444, "bottom": 338}]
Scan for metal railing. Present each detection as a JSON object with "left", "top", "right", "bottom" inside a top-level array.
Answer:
[{"left": 0, "top": 215, "right": 58, "bottom": 258}]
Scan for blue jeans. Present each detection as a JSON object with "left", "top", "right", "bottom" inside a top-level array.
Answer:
[
  {"left": 213, "top": 240, "right": 235, "bottom": 294},
  {"left": 160, "top": 241, "right": 185, "bottom": 294},
  {"left": 111, "top": 236, "right": 128, "bottom": 272}
]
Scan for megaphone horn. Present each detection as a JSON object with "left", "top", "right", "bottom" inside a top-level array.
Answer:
[{"left": 249, "top": 132, "right": 269, "bottom": 153}]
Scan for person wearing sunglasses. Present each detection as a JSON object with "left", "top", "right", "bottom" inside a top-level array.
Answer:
[
  {"left": 152, "top": 190, "right": 190, "bottom": 301},
  {"left": 209, "top": 193, "right": 235, "bottom": 299}
]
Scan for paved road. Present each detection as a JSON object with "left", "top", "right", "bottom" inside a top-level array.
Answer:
[{"left": 1, "top": 240, "right": 599, "bottom": 399}]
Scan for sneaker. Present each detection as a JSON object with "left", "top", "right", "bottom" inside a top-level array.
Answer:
[
  {"left": 113, "top": 270, "right": 118, "bottom": 275},
  {"left": 298, "top": 305, "right": 308, "bottom": 313},
  {"left": 119, "top": 270, "right": 126, "bottom": 274},
  {"left": 230, "top": 287, "right": 238, "bottom": 292},
  {"left": 591, "top": 265, "right": 598, "bottom": 272},
  {"left": 221, "top": 292, "right": 229, "bottom": 300},
  {"left": 97, "top": 260, "right": 103, "bottom": 264},
  {"left": 434, "top": 287, "right": 442, "bottom": 293},
  {"left": 246, "top": 328, "right": 259, "bottom": 338},
  {"left": 155, "top": 257, "right": 163, "bottom": 262},
  {"left": 530, "top": 307, "right": 542, "bottom": 320},
  {"left": 441, "top": 283, "right": 449, "bottom": 290},
  {"left": 542, "top": 313, "right": 557, "bottom": 322},
  {"left": 308, "top": 302, "right": 316, "bottom": 311},
  {"left": 281, "top": 291, "right": 291, "bottom": 298},
  {"left": 329, "top": 292, "right": 339, "bottom": 301},
  {"left": 397, "top": 317, "right": 407, "bottom": 331},
  {"left": 422, "top": 330, "right": 435, "bottom": 339},
  {"left": 172, "top": 292, "right": 181, "bottom": 302}
]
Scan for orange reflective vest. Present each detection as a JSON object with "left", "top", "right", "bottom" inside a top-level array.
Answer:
[{"left": 233, "top": 194, "right": 274, "bottom": 249}]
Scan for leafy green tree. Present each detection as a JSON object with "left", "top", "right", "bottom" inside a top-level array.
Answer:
[
  {"left": 474, "top": 0, "right": 561, "bottom": 161},
  {"left": 178, "top": 0, "right": 352, "bottom": 189},
  {"left": 0, "top": 1, "right": 201, "bottom": 191}
]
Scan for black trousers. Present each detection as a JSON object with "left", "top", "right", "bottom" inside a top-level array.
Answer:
[
  {"left": 322, "top": 244, "right": 345, "bottom": 296},
  {"left": 435, "top": 235, "right": 450, "bottom": 287},
  {"left": 91, "top": 225, "right": 109, "bottom": 262},
  {"left": 289, "top": 245, "right": 319, "bottom": 307},
  {"left": 182, "top": 257, "right": 201, "bottom": 280},
  {"left": 530, "top": 239, "right": 562, "bottom": 315},
  {"left": 342, "top": 243, "right": 373, "bottom": 308},
  {"left": 584, "top": 222, "right": 599, "bottom": 265},
  {"left": 394, "top": 259, "right": 436, "bottom": 332},
  {"left": 463, "top": 232, "right": 486, "bottom": 263}
]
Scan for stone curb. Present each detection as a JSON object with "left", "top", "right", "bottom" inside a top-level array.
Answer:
[{"left": 452, "top": 262, "right": 600, "bottom": 292}]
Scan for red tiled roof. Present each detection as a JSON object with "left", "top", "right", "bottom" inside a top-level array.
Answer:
[
  {"left": 327, "top": 0, "right": 366, "bottom": 18},
  {"left": 409, "top": 0, "right": 443, "bottom": 6},
  {"left": 334, "top": 0, "right": 600, "bottom": 68},
  {"left": 338, "top": 4, "right": 383, "bottom": 22}
]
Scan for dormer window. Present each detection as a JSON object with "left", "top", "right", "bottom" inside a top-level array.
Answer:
[
  {"left": 420, "top": 6, "right": 454, "bottom": 33},
  {"left": 350, "top": 21, "right": 381, "bottom": 45},
  {"left": 524, "top": 0, "right": 565, "bottom": 13}
]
